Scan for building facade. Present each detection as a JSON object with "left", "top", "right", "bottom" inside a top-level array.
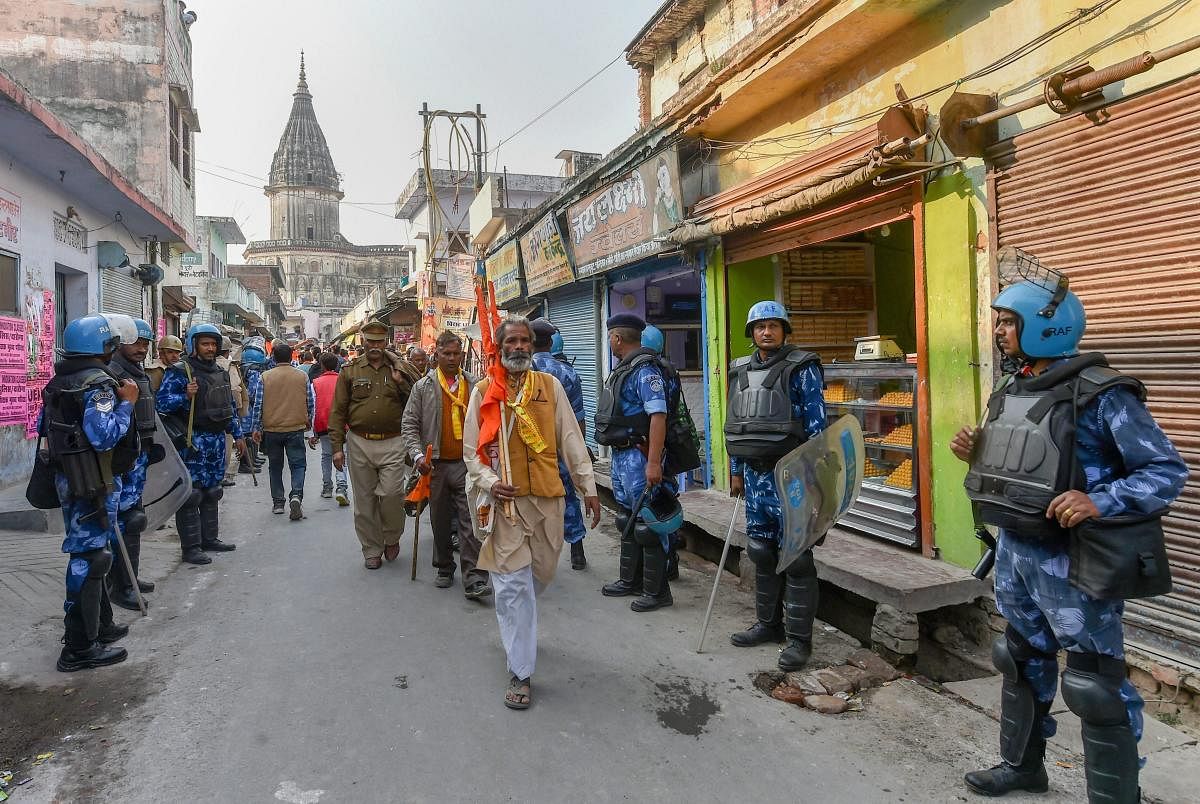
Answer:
[{"left": 243, "top": 56, "right": 413, "bottom": 342}]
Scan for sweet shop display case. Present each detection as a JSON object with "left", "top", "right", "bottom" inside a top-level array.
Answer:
[{"left": 823, "top": 361, "right": 919, "bottom": 547}]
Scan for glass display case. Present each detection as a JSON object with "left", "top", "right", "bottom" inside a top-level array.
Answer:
[{"left": 823, "top": 362, "right": 919, "bottom": 548}]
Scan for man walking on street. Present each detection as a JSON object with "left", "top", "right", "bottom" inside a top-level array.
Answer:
[
  {"left": 218, "top": 337, "right": 248, "bottom": 488},
  {"left": 596, "top": 313, "right": 679, "bottom": 612},
  {"left": 310, "top": 352, "right": 349, "bottom": 505},
  {"left": 238, "top": 341, "right": 267, "bottom": 475},
  {"left": 329, "top": 321, "right": 420, "bottom": 570},
  {"left": 106, "top": 316, "right": 159, "bottom": 610},
  {"left": 256, "top": 343, "right": 315, "bottom": 520},
  {"left": 406, "top": 345, "right": 429, "bottom": 376},
  {"left": 402, "top": 331, "right": 489, "bottom": 598},
  {"left": 157, "top": 323, "right": 246, "bottom": 564},
  {"left": 952, "top": 260, "right": 1186, "bottom": 802},
  {"left": 463, "top": 316, "right": 600, "bottom": 709},
  {"left": 530, "top": 319, "right": 589, "bottom": 570},
  {"left": 724, "top": 301, "right": 826, "bottom": 671}
]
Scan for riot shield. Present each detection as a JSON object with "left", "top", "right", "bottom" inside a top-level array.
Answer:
[
  {"left": 774, "top": 414, "right": 864, "bottom": 573},
  {"left": 140, "top": 413, "right": 192, "bottom": 532}
]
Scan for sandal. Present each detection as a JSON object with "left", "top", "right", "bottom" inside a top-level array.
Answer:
[{"left": 504, "top": 675, "right": 531, "bottom": 710}]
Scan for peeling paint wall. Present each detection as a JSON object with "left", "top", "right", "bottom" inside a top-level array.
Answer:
[{"left": 0, "top": 0, "right": 197, "bottom": 244}]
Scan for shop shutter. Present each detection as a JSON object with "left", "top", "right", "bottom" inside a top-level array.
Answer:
[
  {"left": 989, "top": 75, "right": 1200, "bottom": 666},
  {"left": 547, "top": 281, "right": 600, "bottom": 450},
  {"left": 100, "top": 269, "right": 145, "bottom": 320}
]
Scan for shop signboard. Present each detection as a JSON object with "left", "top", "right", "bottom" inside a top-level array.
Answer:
[
  {"left": 0, "top": 185, "right": 20, "bottom": 251},
  {"left": 421, "top": 295, "right": 472, "bottom": 349},
  {"left": 519, "top": 211, "right": 575, "bottom": 295},
  {"left": 485, "top": 240, "right": 522, "bottom": 304},
  {"left": 179, "top": 251, "right": 207, "bottom": 280},
  {"left": 566, "top": 148, "right": 683, "bottom": 278},
  {"left": 446, "top": 253, "right": 476, "bottom": 299}
]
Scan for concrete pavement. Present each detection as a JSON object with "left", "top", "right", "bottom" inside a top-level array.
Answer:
[{"left": 1, "top": 464, "right": 1190, "bottom": 802}]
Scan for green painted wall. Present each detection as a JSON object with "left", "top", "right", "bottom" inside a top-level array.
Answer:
[
  {"left": 704, "top": 246, "right": 730, "bottom": 488},
  {"left": 873, "top": 221, "right": 918, "bottom": 354},
  {"left": 726, "top": 255, "right": 778, "bottom": 359},
  {"left": 923, "top": 174, "right": 983, "bottom": 569}
]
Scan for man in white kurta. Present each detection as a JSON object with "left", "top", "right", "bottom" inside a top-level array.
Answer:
[{"left": 464, "top": 317, "right": 600, "bottom": 710}]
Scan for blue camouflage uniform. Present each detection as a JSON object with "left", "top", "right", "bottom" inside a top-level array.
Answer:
[
  {"left": 157, "top": 365, "right": 244, "bottom": 489},
  {"left": 242, "top": 364, "right": 264, "bottom": 435},
  {"left": 994, "top": 379, "right": 1188, "bottom": 750},
  {"left": 533, "top": 351, "right": 587, "bottom": 544},
  {"left": 730, "top": 362, "right": 826, "bottom": 541},
  {"left": 54, "top": 388, "right": 133, "bottom": 609},
  {"left": 610, "top": 359, "right": 678, "bottom": 551}
]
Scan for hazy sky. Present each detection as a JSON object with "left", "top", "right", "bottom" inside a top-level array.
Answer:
[{"left": 191, "top": 0, "right": 662, "bottom": 251}]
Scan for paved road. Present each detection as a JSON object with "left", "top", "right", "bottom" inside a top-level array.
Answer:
[{"left": 3, "top": 465, "right": 1090, "bottom": 803}]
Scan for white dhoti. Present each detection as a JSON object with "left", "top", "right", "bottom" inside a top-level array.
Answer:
[{"left": 492, "top": 564, "right": 546, "bottom": 680}]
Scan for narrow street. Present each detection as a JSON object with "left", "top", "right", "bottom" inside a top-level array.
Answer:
[{"left": 3, "top": 469, "right": 1088, "bottom": 803}]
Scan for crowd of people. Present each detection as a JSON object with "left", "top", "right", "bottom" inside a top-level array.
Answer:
[{"left": 28, "top": 258, "right": 1189, "bottom": 801}]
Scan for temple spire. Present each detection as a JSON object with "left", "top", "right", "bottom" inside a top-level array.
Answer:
[{"left": 296, "top": 50, "right": 309, "bottom": 95}]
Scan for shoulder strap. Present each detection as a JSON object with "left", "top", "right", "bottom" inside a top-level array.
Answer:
[{"left": 1075, "top": 365, "right": 1145, "bottom": 408}]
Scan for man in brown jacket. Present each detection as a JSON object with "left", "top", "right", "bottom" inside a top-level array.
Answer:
[
  {"left": 255, "top": 343, "right": 315, "bottom": 520},
  {"left": 402, "top": 331, "right": 488, "bottom": 598},
  {"left": 329, "top": 321, "right": 421, "bottom": 569}
]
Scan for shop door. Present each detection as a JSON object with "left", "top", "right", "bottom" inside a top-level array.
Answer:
[
  {"left": 101, "top": 269, "right": 145, "bottom": 320},
  {"left": 548, "top": 281, "right": 600, "bottom": 450},
  {"left": 989, "top": 75, "right": 1200, "bottom": 666}
]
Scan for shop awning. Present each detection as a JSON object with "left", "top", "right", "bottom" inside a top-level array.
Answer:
[{"left": 161, "top": 285, "right": 196, "bottom": 313}]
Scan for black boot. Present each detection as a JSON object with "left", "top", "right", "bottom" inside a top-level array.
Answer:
[
  {"left": 965, "top": 634, "right": 1052, "bottom": 797},
  {"left": 97, "top": 621, "right": 129, "bottom": 644},
  {"left": 138, "top": 577, "right": 155, "bottom": 593},
  {"left": 732, "top": 565, "right": 785, "bottom": 647},
  {"left": 200, "top": 489, "right": 235, "bottom": 552},
  {"left": 570, "top": 540, "right": 587, "bottom": 571},
  {"left": 631, "top": 545, "right": 672, "bottom": 612},
  {"left": 778, "top": 551, "right": 818, "bottom": 671},
  {"left": 602, "top": 510, "right": 642, "bottom": 597},
  {"left": 59, "top": 549, "right": 128, "bottom": 672},
  {"left": 177, "top": 499, "right": 210, "bottom": 565}
]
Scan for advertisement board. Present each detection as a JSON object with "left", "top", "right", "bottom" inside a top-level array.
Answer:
[
  {"left": 519, "top": 211, "right": 575, "bottom": 295},
  {"left": 566, "top": 148, "right": 682, "bottom": 278},
  {"left": 484, "top": 240, "right": 522, "bottom": 304}
]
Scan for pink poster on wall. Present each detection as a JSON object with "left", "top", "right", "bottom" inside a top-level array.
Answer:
[
  {"left": 0, "top": 314, "right": 29, "bottom": 427},
  {"left": 24, "top": 291, "right": 54, "bottom": 437},
  {"left": 157, "top": 317, "right": 166, "bottom": 339}
]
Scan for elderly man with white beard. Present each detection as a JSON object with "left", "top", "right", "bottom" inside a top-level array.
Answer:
[{"left": 463, "top": 316, "right": 600, "bottom": 710}]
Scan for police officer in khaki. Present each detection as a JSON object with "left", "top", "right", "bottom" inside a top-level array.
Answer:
[{"left": 329, "top": 321, "right": 421, "bottom": 569}]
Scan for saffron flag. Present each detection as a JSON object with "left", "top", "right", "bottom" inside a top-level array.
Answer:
[
  {"left": 474, "top": 281, "right": 508, "bottom": 462},
  {"left": 406, "top": 444, "right": 433, "bottom": 503}
]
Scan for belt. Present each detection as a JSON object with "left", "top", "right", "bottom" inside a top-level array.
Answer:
[{"left": 352, "top": 430, "right": 400, "bottom": 441}]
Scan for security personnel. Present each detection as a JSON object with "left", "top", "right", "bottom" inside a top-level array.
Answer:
[
  {"left": 724, "top": 301, "right": 826, "bottom": 671},
  {"left": 157, "top": 323, "right": 246, "bottom": 565},
  {"left": 530, "top": 319, "right": 589, "bottom": 570},
  {"left": 37, "top": 315, "right": 140, "bottom": 671},
  {"left": 550, "top": 331, "right": 570, "bottom": 366},
  {"left": 328, "top": 320, "right": 421, "bottom": 569},
  {"left": 951, "top": 272, "right": 1187, "bottom": 801},
  {"left": 238, "top": 341, "right": 267, "bottom": 474},
  {"left": 597, "top": 313, "right": 678, "bottom": 612},
  {"left": 639, "top": 324, "right": 683, "bottom": 581},
  {"left": 106, "top": 316, "right": 158, "bottom": 610},
  {"left": 146, "top": 334, "right": 183, "bottom": 394}
]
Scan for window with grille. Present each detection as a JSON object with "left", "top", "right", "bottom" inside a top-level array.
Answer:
[{"left": 169, "top": 96, "right": 180, "bottom": 168}]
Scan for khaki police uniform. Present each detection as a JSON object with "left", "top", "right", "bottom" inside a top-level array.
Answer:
[{"left": 328, "top": 322, "right": 420, "bottom": 561}]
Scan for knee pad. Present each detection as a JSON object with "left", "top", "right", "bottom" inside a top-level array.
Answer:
[
  {"left": 781, "top": 549, "right": 816, "bottom": 579},
  {"left": 88, "top": 547, "right": 114, "bottom": 578},
  {"left": 746, "top": 537, "right": 780, "bottom": 573},
  {"left": 614, "top": 509, "right": 631, "bottom": 537},
  {"left": 633, "top": 524, "right": 659, "bottom": 548},
  {"left": 120, "top": 506, "right": 147, "bottom": 536},
  {"left": 185, "top": 486, "right": 203, "bottom": 508},
  {"left": 203, "top": 485, "right": 224, "bottom": 503},
  {"left": 1061, "top": 653, "right": 1128, "bottom": 726}
]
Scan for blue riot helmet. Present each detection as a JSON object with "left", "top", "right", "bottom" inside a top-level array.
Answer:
[
  {"left": 642, "top": 324, "right": 664, "bottom": 355},
  {"left": 992, "top": 282, "right": 1086, "bottom": 360},
  {"left": 185, "top": 323, "right": 222, "bottom": 354},
  {"left": 639, "top": 488, "right": 684, "bottom": 536},
  {"left": 240, "top": 346, "right": 267, "bottom": 366},
  {"left": 133, "top": 318, "right": 155, "bottom": 342},
  {"left": 242, "top": 335, "right": 266, "bottom": 353},
  {"left": 104, "top": 313, "right": 139, "bottom": 346},
  {"left": 550, "top": 331, "right": 565, "bottom": 356},
  {"left": 63, "top": 315, "right": 121, "bottom": 357},
  {"left": 744, "top": 300, "right": 791, "bottom": 338}
]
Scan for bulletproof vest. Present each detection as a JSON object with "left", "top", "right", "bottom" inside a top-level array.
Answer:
[
  {"left": 185, "top": 356, "right": 234, "bottom": 433},
  {"left": 42, "top": 359, "right": 137, "bottom": 501},
  {"left": 965, "top": 353, "right": 1143, "bottom": 540},
  {"left": 724, "top": 345, "right": 820, "bottom": 461},
  {"left": 594, "top": 348, "right": 659, "bottom": 448},
  {"left": 109, "top": 352, "right": 156, "bottom": 442}
]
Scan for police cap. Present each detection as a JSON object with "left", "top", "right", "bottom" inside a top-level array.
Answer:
[
  {"left": 605, "top": 313, "right": 646, "bottom": 333},
  {"left": 529, "top": 318, "right": 557, "bottom": 341},
  {"left": 360, "top": 321, "right": 390, "bottom": 342}
]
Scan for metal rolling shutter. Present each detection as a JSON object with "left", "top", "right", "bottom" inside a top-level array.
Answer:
[
  {"left": 547, "top": 281, "right": 600, "bottom": 450},
  {"left": 101, "top": 269, "right": 145, "bottom": 319},
  {"left": 988, "top": 75, "right": 1200, "bottom": 666}
]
